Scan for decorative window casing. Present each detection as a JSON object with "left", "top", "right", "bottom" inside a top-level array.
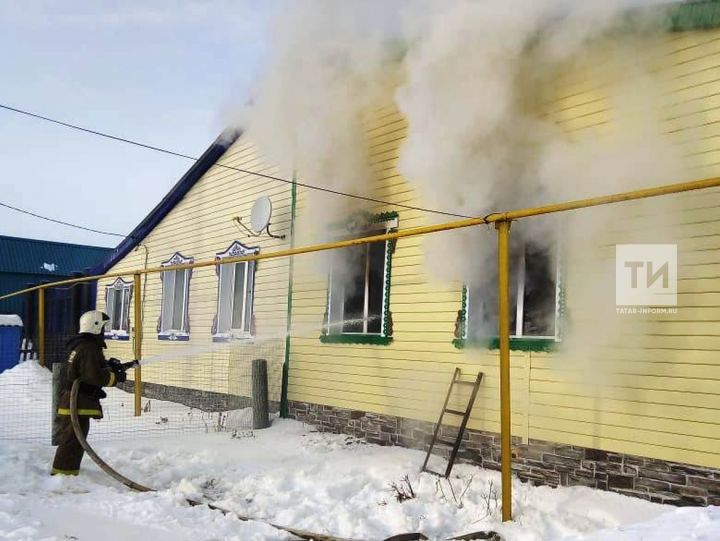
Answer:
[
  {"left": 105, "top": 278, "right": 132, "bottom": 341},
  {"left": 158, "top": 252, "right": 193, "bottom": 341},
  {"left": 212, "top": 241, "right": 259, "bottom": 342},
  {"left": 321, "top": 211, "right": 398, "bottom": 346},
  {"left": 454, "top": 238, "right": 563, "bottom": 352}
]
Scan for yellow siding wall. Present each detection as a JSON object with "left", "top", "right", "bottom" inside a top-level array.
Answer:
[
  {"left": 288, "top": 29, "right": 720, "bottom": 469},
  {"left": 101, "top": 140, "right": 292, "bottom": 403}
]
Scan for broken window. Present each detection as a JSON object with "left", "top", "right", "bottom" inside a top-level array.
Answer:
[
  {"left": 328, "top": 235, "right": 387, "bottom": 335},
  {"left": 466, "top": 239, "right": 558, "bottom": 341}
]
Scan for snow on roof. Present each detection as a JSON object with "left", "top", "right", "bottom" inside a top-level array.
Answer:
[{"left": 0, "top": 315, "right": 22, "bottom": 326}]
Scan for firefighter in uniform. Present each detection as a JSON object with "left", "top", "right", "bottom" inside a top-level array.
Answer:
[{"left": 51, "top": 310, "right": 130, "bottom": 475}]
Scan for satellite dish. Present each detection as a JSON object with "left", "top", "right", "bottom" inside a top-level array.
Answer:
[{"left": 250, "top": 196, "right": 272, "bottom": 234}]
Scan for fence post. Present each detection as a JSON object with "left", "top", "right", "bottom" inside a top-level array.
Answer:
[
  {"left": 51, "top": 362, "right": 63, "bottom": 445},
  {"left": 133, "top": 273, "right": 142, "bottom": 417},
  {"left": 38, "top": 288, "right": 45, "bottom": 367},
  {"left": 252, "top": 359, "right": 270, "bottom": 429}
]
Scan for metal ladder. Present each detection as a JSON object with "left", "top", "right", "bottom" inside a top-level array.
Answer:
[{"left": 421, "top": 367, "right": 484, "bottom": 478}]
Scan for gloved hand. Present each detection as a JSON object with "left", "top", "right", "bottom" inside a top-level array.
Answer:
[
  {"left": 108, "top": 358, "right": 122, "bottom": 371},
  {"left": 108, "top": 358, "right": 128, "bottom": 384},
  {"left": 114, "top": 368, "right": 127, "bottom": 384}
]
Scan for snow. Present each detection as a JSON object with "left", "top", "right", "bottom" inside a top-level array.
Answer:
[
  {"left": 0, "top": 314, "right": 22, "bottom": 326},
  {"left": 0, "top": 360, "right": 718, "bottom": 541},
  {"left": 0, "top": 362, "right": 250, "bottom": 443}
]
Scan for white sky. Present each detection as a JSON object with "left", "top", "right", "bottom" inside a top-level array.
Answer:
[{"left": 0, "top": 1, "right": 275, "bottom": 248}]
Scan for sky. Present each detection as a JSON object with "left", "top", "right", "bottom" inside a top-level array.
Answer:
[{"left": 0, "top": 1, "right": 276, "bottom": 248}]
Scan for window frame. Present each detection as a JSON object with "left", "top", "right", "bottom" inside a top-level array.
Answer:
[
  {"left": 157, "top": 252, "right": 193, "bottom": 341},
  {"left": 212, "top": 241, "right": 259, "bottom": 342},
  {"left": 104, "top": 277, "right": 133, "bottom": 341},
  {"left": 453, "top": 239, "right": 564, "bottom": 352},
  {"left": 320, "top": 211, "right": 398, "bottom": 346}
]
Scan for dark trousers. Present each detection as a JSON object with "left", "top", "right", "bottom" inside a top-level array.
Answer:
[{"left": 51, "top": 416, "right": 90, "bottom": 475}]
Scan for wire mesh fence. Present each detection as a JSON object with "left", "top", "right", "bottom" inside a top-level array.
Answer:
[{"left": 0, "top": 263, "right": 287, "bottom": 443}]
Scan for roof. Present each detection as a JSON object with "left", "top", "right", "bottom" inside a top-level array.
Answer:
[
  {"left": 94, "top": 131, "right": 239, "bottom": 274},
  {"left": 0, "top": 235, "right": 112, "bottom": 277}
]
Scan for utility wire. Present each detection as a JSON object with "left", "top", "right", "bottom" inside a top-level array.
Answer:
[
  {"left": 0, "top": 103, "right": 474, "bottom": 220},
  {"left": 0, "top": 201, "right": 127, "bottom": 237}
]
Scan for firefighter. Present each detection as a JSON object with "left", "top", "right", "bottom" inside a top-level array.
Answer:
[{"left": 51, "top": 310, "right": 129, "bottom": 476}]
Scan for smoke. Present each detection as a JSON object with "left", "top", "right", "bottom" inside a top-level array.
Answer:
[
  {"left": 234, "top": 0, "right": 687, "bottom": 346},
  {"left": 235, "top": 0, "right": 407, "bottom": 247}
]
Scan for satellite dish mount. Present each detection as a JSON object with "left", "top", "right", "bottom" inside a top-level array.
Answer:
[{"left": 234, "top": 196, "right": 286, "bottom": 240}]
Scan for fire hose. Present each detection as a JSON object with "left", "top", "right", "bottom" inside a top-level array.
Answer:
[{"left": 68, "top": 377, "right": 436, "bottom": 541}]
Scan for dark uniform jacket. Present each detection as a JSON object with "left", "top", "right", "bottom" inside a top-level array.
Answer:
[{"left": 57, "top": 333, "right": 117, "bottom": 419}]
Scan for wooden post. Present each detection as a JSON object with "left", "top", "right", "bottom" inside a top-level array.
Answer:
[
  {"left": 51, "top": 362, "right": 63, "bottom": 445},
  {"left": 252, "top": 359, "right": 270, "bottom": 429},
  {"left": 38, "top": 288, "right": 45, "bottom": 367},
  {"left": 496, "top": 220, "right": 513, "bottom": 522},
  {"left": 133, "top": 273, "right": 142, "bottom": 417}
]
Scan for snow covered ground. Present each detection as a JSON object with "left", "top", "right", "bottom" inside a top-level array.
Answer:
[
  {"left": 0, "top": 361, "right": 249, "bottom": 443},
  {"left": 0, "top": 361, "right": 718, "bottom": 541}
]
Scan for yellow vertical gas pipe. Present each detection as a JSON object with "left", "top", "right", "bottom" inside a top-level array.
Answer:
[
  {"left": 38, "top": 288, "right": 46, "bottom": 367},
  {"left": 496, "top": 220, "right": 513, "bottom": 521},
  {"left": 133, "top": 274, "right": 142, "bottom": 416}
]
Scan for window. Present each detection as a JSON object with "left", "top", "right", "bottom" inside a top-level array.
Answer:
[
  {"left": 457, "top": 237, "right": 561, "bottom": 351},
  {"left": 213, "top": 241, "right": 259, "bottom": 341},
  {"left": 105, "top": 278, "right": 132, "bottom": 340},
  {"left": 321, "top": 212, "right": 397, "bottom": 345},
  {"left": 158, "top": 252, "right": 193, "bottom": 341}
]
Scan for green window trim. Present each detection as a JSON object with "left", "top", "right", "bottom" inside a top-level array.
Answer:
[
  {"left": 320, "top": 334, "right": 393, "bottom": 346},
  {"left": 320, "top": 211, "right": 397, "bottom": 346},
  {"left": 328, "top": 210, "right": 399, "bottom": 231},
  {"left": 452, "top": 336, "right": 558, "bottom": 352}
]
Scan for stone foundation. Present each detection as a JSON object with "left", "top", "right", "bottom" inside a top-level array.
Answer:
[{"left": 288, "top": 400, "right": 720, "bottom": 507}]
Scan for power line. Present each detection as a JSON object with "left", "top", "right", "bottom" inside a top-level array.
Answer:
[
  {"left": 0, "top": 201, "right": 127, "bottom": 237},
  {"left": 0, "top": 103, "right": 474, "bottom": 220}
]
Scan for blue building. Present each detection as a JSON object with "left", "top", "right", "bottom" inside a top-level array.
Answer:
[{"left": 0, "top": 235, "right": 111, "bottom": 316}]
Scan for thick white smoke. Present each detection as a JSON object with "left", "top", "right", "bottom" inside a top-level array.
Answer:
[{"left": 236, "top": 0, "right": 686, "bottom": 343}]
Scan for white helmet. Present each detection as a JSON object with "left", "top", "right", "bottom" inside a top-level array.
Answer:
[{"left": 79, "top": 310, "right": 110, "bottom": 335}]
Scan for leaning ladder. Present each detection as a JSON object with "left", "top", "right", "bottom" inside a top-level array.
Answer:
[{"left": 421, "top": 367, "right": 484, "bottom": 478}]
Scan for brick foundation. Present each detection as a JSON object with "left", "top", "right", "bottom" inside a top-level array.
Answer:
[{"left": 288, "top": 400, "right": 720, "bottom": 506}]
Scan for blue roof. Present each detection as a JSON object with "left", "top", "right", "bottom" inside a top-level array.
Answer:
[
  {"left": 94, "top": 131, "right": 239, "bottom": 274},
  {"left": 0, "top": 235, "right": 112, "bottom": 277}
]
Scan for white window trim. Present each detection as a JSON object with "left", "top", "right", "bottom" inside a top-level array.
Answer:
[
  {"left": 158, "top": 252, "right": 193, "bottom": 340},
  {"left": 105, "top": 277, "right": 132, "bottom": 340},
  {"left": 214, "top": 241, "right": 259, "bottom": 341},
  {"left": 326, "top": 216, "right": 397, "bottom": 337},
  {"left": 465, "top": 240, "right": 561, "bottom": 342}
]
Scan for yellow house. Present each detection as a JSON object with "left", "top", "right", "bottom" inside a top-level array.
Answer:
[{"left": 98, "top": 3, "right": 720, "bottom": 506}]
